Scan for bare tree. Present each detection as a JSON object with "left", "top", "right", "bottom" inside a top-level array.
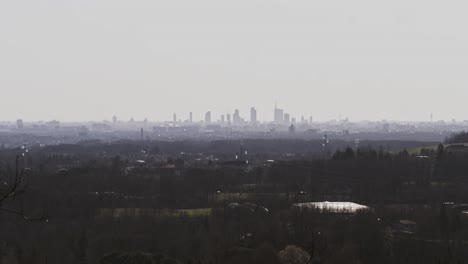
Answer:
[{"left": 0, "top": 155, "right": 46, "bottom": 221}]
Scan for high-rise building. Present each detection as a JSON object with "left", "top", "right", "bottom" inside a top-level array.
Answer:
[
  {"left": 189, "top": 112, "right": 193, "bottom": 123},
  {"left": 274, "top": 106, "right": 284, "bottom": 124},
  {"left": 205, "top": 111, "right": 212, "bottom": 123},
  {"left": 112, "top": 115, "right": 117, "bottom": 124},
  {"left": 173, "top": 113, "right": 177, "bottom": 123},
  {"left": 227, "top": 114, "right": 231, "bottom": 124},
  {"left": 233, "top": 109, "right": 241, "bottom": 124},
  {"left": 309, "top": 116, "right": 313, "bottom": 124},
  {"left": 250, "top": 107, "right": 257, "bottom": 124},
  {"left": 284, "top": 113, "right": 290, "bottom": 124},
  {"left": 221, "top": 115, "right": 225, "bottom": 123}
]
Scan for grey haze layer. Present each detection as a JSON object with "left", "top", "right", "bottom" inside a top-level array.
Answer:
[{"left": 1, "top": 0, "right": 467, "bottom": 122}]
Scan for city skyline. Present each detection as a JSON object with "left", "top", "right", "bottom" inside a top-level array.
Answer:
[
  {"left": 3, "top": 105, "right": 459, "bottom": 124},
  {"left": 2, "top": 1, "right": 468, "bottom": 263}
]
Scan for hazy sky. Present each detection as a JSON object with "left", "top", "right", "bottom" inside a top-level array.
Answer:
[{"left": 1, "top": 0, "right": 467, "bottom": 122}]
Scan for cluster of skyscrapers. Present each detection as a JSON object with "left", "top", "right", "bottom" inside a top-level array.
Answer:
[
  {"left": 202, "top": 108, "right": 255, "bottom": 125},
  {"left": 108, "top": 105, "right": 313, "bottom": 126},
  {"left": 163, "top": 105, "right": 309, "bottom": 126},
  {"left": 273, "top": 105, "right": 312, "bottom": 125}
]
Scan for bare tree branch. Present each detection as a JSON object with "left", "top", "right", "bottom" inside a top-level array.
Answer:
[
  {"left": 0, "top": 207, "right": 47, "bottom": 222},
  {"left": 0, "top": 155, "right": 47, "bottom": 222}
]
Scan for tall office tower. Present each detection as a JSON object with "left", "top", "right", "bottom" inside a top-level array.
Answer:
[
  {"left": 233, "top": 109, "right": 241, "bottom": 124},
  {"left": 274, "top": 106, "right": 284, "bottom": 124},
  {"left": 112, "top": 115, "right": 118, "bottom": 124},
  {"left": 301, "top": 116, "right": 305, "bottom": 124},
  {"left": 227, "top": 114, "right": 231, "bottom": 124},
  {"left": 291, "top": 117, "right": 296, "bottom": 124},
  {"left": 16, "top": 119, "right": 24, "bottom": 129},
  {"left": 140, "top": 128, "right": 144, "bottom": 141},
  {"left": 309, "top": 116, "right": 313, "bottom": 124},
  {"left": 173, "top": 113, "right": 177, "bottom": 123},
  {"left": 221, "top": 115, "right": 225, "bottom": 123},
  {"left": 284, "top": 113, "right": 290, "bottom": 124},
  {"left": 189, "top": 112, "right": 193, "bottom": 123},
  {"left": 205, "top": 111, "right": 212, "bottom": 123},
  {"left": 250, "top": 107, "right": 257, "bottom": 125}
]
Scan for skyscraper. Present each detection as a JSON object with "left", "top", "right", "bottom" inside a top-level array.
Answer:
[
  {"left": 173, "top": 113, "right": 177, "bottom": 123},
  {"left": 284, "top": 113, "right": 290, "bottom": 124},
  {"left": 189, "top": 112, "right": 193, "bottom": 123},
  {"left": 227, "top": 114, "right": 231, "bottom": 124},
  {"left": 233, "top": 109, "right": 241, "bottom": 124},
  {"left": 274, "top": 106, "right": 284, "bottom": 124},
  {"left": 205, "top": 111, "right": 212, "bottom": 123},
  {"left": 221, "top": 115, "right": 225, "bottom": 123},
  {"left": 250, "top": 107, "right": 257, "bottom": 125}
]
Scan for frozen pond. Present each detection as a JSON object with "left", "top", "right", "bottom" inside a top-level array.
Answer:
[{"left": 292, "top": 201, "right": 369, "bottom": 213}]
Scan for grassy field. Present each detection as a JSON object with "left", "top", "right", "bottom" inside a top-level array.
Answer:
[
  {"left": 213, "top": 192, "right": 289, "bottom": 202},
  {"left": 407, "top": 144, "right": 442, "bottom": 155},
  {"left": 97, "top": 208, "right": 213, "bottom": 218}
]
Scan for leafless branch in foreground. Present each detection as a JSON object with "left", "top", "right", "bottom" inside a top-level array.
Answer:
[{"left": 0, "top": 155, "right": 47, "bottom": 222}]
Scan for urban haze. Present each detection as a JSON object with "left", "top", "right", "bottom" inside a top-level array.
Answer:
[
  {"left": 1, "top": 0, "right": 468, "bottom": 121},
  {"left": 1, "top": 1, "right": 468, "bottom": 264}
]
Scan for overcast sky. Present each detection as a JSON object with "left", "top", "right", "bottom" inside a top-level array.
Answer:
[{"left": 1, "top": 0, "right": 467, "bottom": 122}]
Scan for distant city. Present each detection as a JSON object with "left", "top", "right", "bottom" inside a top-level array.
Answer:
[{"left": 1, "top": 105, "right": 467, "bottom": 149}]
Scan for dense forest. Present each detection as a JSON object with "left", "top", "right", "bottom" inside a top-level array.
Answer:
[
  {"left": 446, "top": 131, "right": 468, "bottom": 144},
  {"left": 1, "top": 138, "right": 468, "bottom": 263}
]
